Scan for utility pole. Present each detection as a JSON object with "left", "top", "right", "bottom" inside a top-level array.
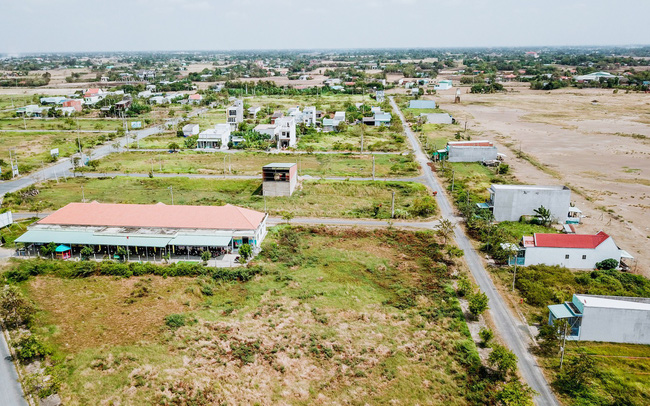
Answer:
[
  {"left": 372, "top": 155, "right": 375, "bottom": 180},
  {"left": 559, "top": 321, "right": 569, "bottom": 370},
  {"left": 223, "top": 155, "right": 227, "bottom": 178},
  {"left": 361, "top": 124, "right": 364, "bottom": 153},
  {"left": 512, "top": 254, "right": 518, "bottom": 291},
  {"left": 168, "top": 186, "right": 174, "bottom": 205},
  {"left": 81, "top": 185, "right": 85, "bottom": 203},
  {"left": 391, "top": 191, "right": 395, "bottom": 218},
  {"left": 23, "top": 113, "right": 27, "bottom": 130},
  {"left": 451, "top": 170, "right": 455, "bottom": 191}
]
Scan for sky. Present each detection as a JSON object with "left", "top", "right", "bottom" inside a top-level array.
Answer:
[{"left": 2, "top": 0, "right": 650, "bottom": 54}]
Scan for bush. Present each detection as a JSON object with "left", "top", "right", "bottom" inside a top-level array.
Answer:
[
  {"left": 488, "top": 344, "right": 517, "bottom": 380},
  {"left": 0, "top": 285, "right": 36, "bottom": 328},
  {"left": 595, "top": 258, "right": 618, "bottom": 270},
  {"left": 164, "top": 314, "right": 186, "bottom": 329},
  {"left": 468, "top": 291, "right": 489, "bottom": 317},
  {"left": 238, "top": 243, "right": 252, "bottom": 260},
  {"left": 14, "top": 335, "right": 50, "bottom": 361},
  {"left": 411, "top": 195, "right": 437, "bottom": 217},
  {"left": 479, "top": 327, "right": 494, "bottom": 348}
]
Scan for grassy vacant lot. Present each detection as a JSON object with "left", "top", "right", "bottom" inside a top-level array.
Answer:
[
  {"left": 298, "top": 125, "right": 407, "bottom": 152},
  {"left": 2, "top": 177, "right": 436, "bottom": 220},
  {"left": 14, "top": 226, "right": 486, "bottom": 405},
  {"left": 489, "top": 264, "right": 650, "bottom": 405},
  {"left": 81, "top": 151, "right": 419, "bottom": 178},
  {"left": 128, "top": 131, "right": 180, "bottom": 149},
  {"left": 0, "top": 217, "right": 38, "bottom": 247},
  {"left": 0, "top": 94, "right": 38, "bottom": 110},
  {"left": 0, "top": 117, "right": 123, "bottom": 131},
  {"left": 0, "top": 131, "right": 118, "bottom": 176}
]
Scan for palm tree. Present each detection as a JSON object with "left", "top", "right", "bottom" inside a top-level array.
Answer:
[
  {"left": 534, "top": 205, "right": 552, "bottom": 226},
  {"left": 435, "top": 218, "right": 455, "bottom": 245}
]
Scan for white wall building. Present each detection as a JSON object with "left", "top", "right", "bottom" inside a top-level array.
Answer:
[
  {"left": 275, "top": 117, "right": 296, "bottom": 149},
  {"left": 548, "top": 294, "right": 650, "bottom": 344},
  {"left": 197, "top": 124, "right": 230, "bottom": 150},
  {"left": 483, "top": 185, "right": 574, "bottom": 223},
  {"left": 515, "top": 231, "right": 632, "bottom": 269},
  {"left": 227, "top": 99, "right": 244, "bottom": 130},
  {"left": 447, "top": 140, "right": 498, "bottom": 162},
  {"left": 182, "top": 124, "right": 200, "bottom": 137}
]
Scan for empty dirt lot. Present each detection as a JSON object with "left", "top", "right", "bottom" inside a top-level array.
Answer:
[{"left": 439, "top": 85, "right": 650, "bottom": 276}]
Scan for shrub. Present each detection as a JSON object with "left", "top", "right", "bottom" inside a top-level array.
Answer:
[
  {"left": 14, "top": 335, "right": 51, "bottom": 361},
  {"left": 80, "top": 246, "right": 94, "bottom": 261},
  {"left": 479, "top": 327, "right": 494, "bottom": 348},
  {"left": 488, "top": 344, "right": 517, "bottom": 380},
  {"left": 468, "top": 291, "right": 489, "bottom": 317},
  {"left": 164, "top": 314, "right": 186, "bottom": 329},
  {"left": 238, "top": 243, "right": 252, "bottom": 260},
  {"left": 0, "top": 285, "right": 36, "bottom": 328},
  {"left": 595, "top": 258, "right": 618, "bottom": 270}
]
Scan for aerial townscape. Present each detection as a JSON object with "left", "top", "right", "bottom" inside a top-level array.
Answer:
[{"left": 0, "top": 2, "right": 649, "bottom": 406}]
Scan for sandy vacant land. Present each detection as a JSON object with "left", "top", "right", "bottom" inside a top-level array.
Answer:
[{"left": 439, "top": 86, "right": 650, "bottom": 276}]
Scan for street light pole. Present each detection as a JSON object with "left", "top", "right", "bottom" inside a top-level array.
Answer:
[{"left": 168, "top": 186, "right": 174, "bottom": 205}]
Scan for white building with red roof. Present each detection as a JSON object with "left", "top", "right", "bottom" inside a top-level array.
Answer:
[
  {"left": 16, "top": 202, "right": 267, "bottom": 259},
  {"left": 515, "top": 231, "right": 633, "bottom": 269}
]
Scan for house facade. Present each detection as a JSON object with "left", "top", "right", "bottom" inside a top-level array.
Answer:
[
  {"left": 182, "top": 124, "right": 200, "bottom": 137},
  {"left": 275, "top": 117, "right": 296, "bottom": 149},
  {"left": 227, "top": 99, "right": 244, "bottom": 130},
  {"left": 262, "top": 163, "right": 298, "bottom": 197},
  {"left": 514, "top": 231, "right": 632, "bottom": 269},
  {"left": 548, "top": 294, "right": 650, "bottom": 345},
  {"left": 197, "top": 124, "right": 230, "bottom": 150}
]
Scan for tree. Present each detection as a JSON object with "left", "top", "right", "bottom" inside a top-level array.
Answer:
[
  {"left": 116, "top": 246, "right": 128, "bottom": 262},
  {"left": 445, "top": 245, "right": 464, "bottom": 262},
  {"left": 168, "top": 142, "right": 179, "bottom": 152},
  {"left": 40, "top": 242, "right": 57, "bottom": 257},
  {"left": 0, "top": 286, "right": 36, "bottom": 328},
  {"left": 554, "top": 353, "right": 596, "bottom": 395},
  {"left": 435, "top": 218, "right": 455, "bottom": 244},
  {"left": 80, "top": 246, "right": 94, "bottom": 261},
  {"left": 488, "top": 344, "right": 518, "bottom": 380},
  {"left": 282, "top": 212, "right": 294, "bottom": 223},
  {"left": 533, "top": 205, "right": 552, "bottom": 226},
  {"left": 468, "top": 290, "right": 489, "bottom": 317},
  {"left": 456, "top": 276, "right": 472, "bottom": 297},
  {"left": 200, "top": 251, "right": 211, "bottom": 264},
  {"left": 411, "top": 196, "right": 437, "bottom": 217},
  {"left": 496, "top": 380, "right": 536, "bottom": 406},
  {"left": 479, "top": 327, "right": 494, "bottom": 348},
  {"left": 536, "top": 320, "right": 565, "bottom": 356},
  {"left": 595, "top": 258, "right": 618, "bottom": 270},
  {"left": 238, "top": 243, "right": 252, "bottom": 261}
]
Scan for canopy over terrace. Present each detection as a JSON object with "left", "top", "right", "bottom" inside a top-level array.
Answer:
[{"left": 15, "top": 202, "right": 268, "bottom": 259}]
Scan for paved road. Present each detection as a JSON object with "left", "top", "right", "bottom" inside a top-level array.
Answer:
[
  {"left": 0, "top": 110, "right": 206, "bottom": 198},
  {"left": 389, "top": 97, "right": 558, "bottom": 406},
  {"left": 0, "top": 326, "right": 28, "bottom": 406}
]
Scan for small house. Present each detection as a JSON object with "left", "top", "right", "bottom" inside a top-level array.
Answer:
[
  {"left": 62, "top": 99, "right": 83, "bottom": 112},
  {"left": 421, "top": 113, "right": 453, "bottom": 124},
  {"left": 409, "top": 100, "right": 437, "bottom": 109},
  {"left": 248, "top": 106, "right": 261, "bottom": 118},
  {"left": 434, "top": 80, "right": 453, "bottom": 90},
  {"left": 447, "top": 140, "right": 497, "bottom": 162},
  {"left": 188, "top": 93, "right": 202, "bottom": 104},
  {"left": 373, "top": 112, "right": 392, "bottom": 126},
  {"left": 479, "top": 184, "right": 578, "bottom": 223},
  {"left": 548, "top": 294, "right": 650, "bottom": 345},
  {"left": 197, "top": 124, "right": 230, "bottom": 150},
  {"left": 263, "top": 163, "right": 298, "bottom": 197},
  {"left": 513, "top": 231, "right": 632, "bottom": 269},
  {"left": 182, "top": 124, "right": 200, "bottom": 137}
]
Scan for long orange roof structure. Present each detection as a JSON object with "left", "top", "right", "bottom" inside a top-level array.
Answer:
[{"left": 38, "top": 202, "right": 266, "bottom": 230}]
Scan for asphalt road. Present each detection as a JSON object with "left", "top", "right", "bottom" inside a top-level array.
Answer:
[
  {"left": 0, "top": 326, "right": 28, "bottom": 406},
  {"left": 0, "top": 110, "right": 206, "bottom": 198},
  {"left": 389, "top": 97, "right": 558, "bottom": 406}
]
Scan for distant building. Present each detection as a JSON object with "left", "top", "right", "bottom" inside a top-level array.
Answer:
[
  {"left": 227, "top": 99, "right": 244, "bottom": 130},
  {"left": 263, "top": 163, "right": 298, "bottom": 197},
  {"left": 420, "top": 113, "right": 453, "bottom": 124},
  {"left": 40, "top": 96, "right": 67, "bottom": 105},
  {"left": 182, "top": 124, "right": 200, "bottom": 137},
  {"left": 373, "top": 112, "right": 392, "bottom": 126},
  {"left": 480, "top": 185, "right": 577, "bottom": 223},
  {"left": 434, "top": 80, "right": 453, "bottom": 90},
  {"left": 548, "top": 294, "right": 649, "bottom": 344},
  {"left": 333, "top": 111, "right": 346, "bottom": 122},
  {"left": 62, "top": 99, "right": 83, "bottom": 112},
  {"left": 253, "top": 124, "right": 280, "bottom": 140},
  {"left": 301, "top": 106, "right": 317, "bottom": 127},
  {"left": 409, "top": 100, "right": 437, "bottom": 109},
  {"left": 197, "top": 124, "right": 230, "bottom": 150},
  {"left": 573, "top": 71, "right": 619, "bottom": 83},
  {"left": 447, "top": 140, "right": 497, "bottom": 163},
  {"left": 271, "top": 111, "right": 284, "bottom": 124},
  {"left": 188, "top": 93, "right": 202, "bottom": 104},
  {"left": 322, "top": 118, "right": 338, "bottom": 132},
  {"left": 513, "top": 231, "right": 632, "bottom": 269},
  {"left": 248, "top": 106, "right": 261, "bottom": 118},
  {"left": 275, "top": 117, "right": 296, "bottom": 149}
]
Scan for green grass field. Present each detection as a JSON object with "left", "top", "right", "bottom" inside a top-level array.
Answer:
[
  {"left": 80, "top": 151, "right": 419, "bottom": 178},
  {"left": 0, "top": 131, "right": 118, "bottom": 176},
  {"left": 0, "top": 117, "right": 123, "bottom": 131},
  {"left": 2, "top": 177, "right": 436, "bottom": 220},
  {"left": 298, "top": 125, "right": 407, "bottom": 152},
  {"left": 13, "top": 226, "right": 486, "bottom": 405}
]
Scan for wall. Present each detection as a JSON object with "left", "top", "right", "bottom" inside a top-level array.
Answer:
[
  {"left": 263, "top": 179, "right": 295, "bottom": 197},
  {"left": 0, "top": 211, "right": 12, "bottom": 229},
  {"left": 580, "top": 306, "right": 650, "bottom": 344},
  {"left": 448, "top": 146, "right": 498, "bottom": 162},
  {"left": 492, "top": 187, "right": 571, "bottom": 222},
  {"left": 523, "top": 239, "right": 621, "bottom": 269}
]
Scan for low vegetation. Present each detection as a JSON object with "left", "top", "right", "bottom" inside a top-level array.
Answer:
[
  {"left": 1, "top": 177, "right": 437, "bottom": 220},
  {"left": 0, "top": 226, "right": 533, "bottom": 405}
]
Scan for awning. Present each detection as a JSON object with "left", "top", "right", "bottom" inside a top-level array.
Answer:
[
  {"left": 15, "top": 230, "right": 171, "bottom": 248},
  {"left": 620, "top": 250, "right": 634, "bottom": 259},
  {"left": 55, "top": 245, "right": 71, "bottom": 252},
  {"left": 568, "top": 207, "right": 582, "bottom": 213},
  {"left": 476, "top": 202, "right": 491, "bottom": 209},
  {"left": 170, "top": 235, "right": 232, "bottom": 247},
  {"left": 548, "top": 304, "right": 576, "bottom": 319}
]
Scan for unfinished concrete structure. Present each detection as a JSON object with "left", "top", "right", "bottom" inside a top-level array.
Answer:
[
  {"left": 447, "top": 140, "right": 498, "bottom": 162},
  {"left": 262, "top": 163, "right": 297, "bottom": 197}
]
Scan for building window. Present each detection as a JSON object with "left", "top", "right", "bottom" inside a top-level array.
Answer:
[
  {"left": 582, "top": 255, "right": 587, "bottom": 260},
  {"left": 565, "top": 254, "right": 570, "bottom": 259}
]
